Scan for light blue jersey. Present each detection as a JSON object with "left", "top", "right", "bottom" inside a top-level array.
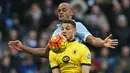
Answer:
[{"left": 52, "top": 22, "right": 91, "bottom": 43}]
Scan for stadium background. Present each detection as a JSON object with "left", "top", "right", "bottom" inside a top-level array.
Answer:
[{"left": 0, "top": 0, "right": 130, "bottom": 73}]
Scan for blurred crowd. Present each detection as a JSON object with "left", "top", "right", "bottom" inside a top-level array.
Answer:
[{"left": 0, "top": 0, "right": 130, "bottom": 73}]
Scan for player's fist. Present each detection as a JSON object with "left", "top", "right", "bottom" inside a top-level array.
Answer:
[{"left": 8, "top": 40, "right": 23, "bottom": 51}]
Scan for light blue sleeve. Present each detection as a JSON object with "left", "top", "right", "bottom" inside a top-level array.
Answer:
[
  {"left": 76, "top": 22, "right": 92, "bottom": 41},
  {"left": 52, "top": 25, "right": 61, "bottom": 37}
]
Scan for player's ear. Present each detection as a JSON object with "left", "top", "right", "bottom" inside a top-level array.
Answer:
[
  {"left": 73, "top": 28, "right": 76, "bottom": 32},
  {"left": 70, "top": 10, "right": 74, "bottom": 16}
]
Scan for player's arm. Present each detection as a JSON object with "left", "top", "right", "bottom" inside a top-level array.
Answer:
[
  {"left": 8, "top": 28, "right": 60, "bottom": 57},
  {"left": 86, "top": 34, "right": 118, "bottom": 48},
  {"left": 76, "top": 22, "right": 104, "bottom": 47},
  {"left": 77, "top": 22, "right": 118, "bottom": 48},
  {"left": 80, "top": 46, "right": 91, "bottom": 73},
  {"left": 86, "top": 35, "right": 104, "bottom": 47},
  {"left": 52, "top": 68, "right": 60, "bottom": 73},
  {"left": 82, "top": 65, "right": 91, "bottom": 73},
  {"left": 20, "top": 45, "right": 50, "bottom": 57},
  {"left": 8, "top": 40, "right": 50, "bottom": 57}
]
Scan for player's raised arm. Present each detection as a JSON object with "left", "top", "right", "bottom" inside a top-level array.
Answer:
[
  {"left": 8, "top": 40, "right": 50, "bottom": 57},
  {"left": 86, "top": 34, "right": 118, "bottom": 48},
  {"left": 76, "top": 22, "right": 118, "bottom": 48}
]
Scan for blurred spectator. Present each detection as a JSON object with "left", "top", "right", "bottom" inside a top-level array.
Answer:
[
  {"left": 113, "top": 14, "right": 130, "bottom": 46},
  {"left": 100, "top": 23, "right": 110, "bottom": 39},
  {"left": 39, "top": 31, "right": 51, "bottom": 42},
  {"left": 0, "top": 49, "right": 2, "bottom": 60},
  {"left": 0, "top": 31, "right": 2, "bottom": 42},
  {"left": 84, "top": 14, "right": 101, "bottom": 37},
  {"left": 11, "top": 14, "right": 26, "bottom": 40},
  {"left": 97, "top": 60, "right": 109, "bottom": 73},
  {"left": 70, "top": 0, "right": 88, "bottom": 21},
  {"left": 1, "top": 56, "right": 11, "bottom": 73},
  {"left": 47, "top": 20, "right": 60, "bottom": 34},
  {"left": 42, "top": 0, "right": 58, "bottom": 28},
  {"left": 39, "top": 58, "right": 49, "bottom": 73},
  {"left": 90, "top": 50, "right": 100, "bottom": 73},
  {"left": 115, "top": 46, "right": 130, "bottom": 73},
  {"left": 121, "top": 0, "right": 130, "bottom": 26},
  {"left": 97, "top": 48, "right": 116, "bottom": 73},
  {"left": 37, "top": 39, "right": 48, "bottom": 48},
  {"left": 23, "top": 30, "right": 37, "bottom": 48},
  {"left": 91, "top": 5, "right": 109, "bottom": 26},
  {"left": 5, "top": 17, "right": 13, "bottom": 29},
  {"left": 24, "top": 3, "right": 44, "bottom": 32},
  {"left": 19, "top": 54, "right": 38, "bottom": 73},
  {"left": 109, "top": 1, "right": 122, "bottom": 29},
  {"left": 3, "top": 50, "right": 10, "bottom": 57},
  {"left": 9, "top": 48, "right": 21, "bottom": 73},
  {"left": 10, "top": 68, "right": 17, "bottom": 73},
  {"left": 8, "top": 29, "right": 19, "bottom": 41}
]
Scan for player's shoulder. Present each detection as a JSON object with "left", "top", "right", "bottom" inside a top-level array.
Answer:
[
  {"left": 75, "top": 22, "right": 83, "bottom": 25},
  {"left": 76, "top": 42, "right": 90, "bottom": 51},
  {"left": 49, "top": 50, "right": 57, "bottom": 56},
  {"left": 76, "top": 41, "right": 86, "bottom": 46}
]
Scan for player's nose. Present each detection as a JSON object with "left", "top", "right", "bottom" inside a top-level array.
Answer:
[{"left": 62, "top": 29, "right": 67, "bottom": 33}]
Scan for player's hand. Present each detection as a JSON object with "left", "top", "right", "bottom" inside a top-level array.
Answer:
[
  {"left": 103, "top": 34, "right": 118, "bottom": 48},
  {"left": 8, "top": 40, "right": 23, "bottom": 51}
]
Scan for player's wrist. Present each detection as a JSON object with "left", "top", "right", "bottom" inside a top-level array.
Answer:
[
  {"left": 103, "top": 41, "right": 105, "bottom": 47},
  {"left": 19, "top": 45, "right": 24, "bottom": 52}
]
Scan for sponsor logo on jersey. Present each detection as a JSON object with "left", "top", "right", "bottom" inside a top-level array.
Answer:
[
  {"left": 62, "top": 56, "right": 70, "bottom": 63},
  {"left": 74, "top": 50, "right": 76, "bottom": 54},
  {"left": 87, "top": 53, "right": 91, "bottom": 60}
]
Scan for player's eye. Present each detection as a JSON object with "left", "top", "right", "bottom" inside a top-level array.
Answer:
[
  {"left": 58, "top": 9, "right": 61, "bottom": 13},
  {"left": 62, "top": 8, "right": 67, "bottom": 12},
  {"left": 61, "top": 28, "right": 64, "bottom": 31},
  {"left": 66, "top": 27, "right": 70, "bottom": 30}
]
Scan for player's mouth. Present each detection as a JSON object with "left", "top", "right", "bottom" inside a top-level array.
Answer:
[
  {"left": 59, "top": 15, "right": 64, "bottom": 18},
  {"left": 63, "top": 35, "right": 67, "bottom": 38}
]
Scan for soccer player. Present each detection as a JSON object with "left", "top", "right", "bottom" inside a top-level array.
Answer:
[
  {"left": 8, "top": 2, "right": 118, "bottom": 57},
  {"left": 50, "top": 20, "right": 91, "bottom": 73}
]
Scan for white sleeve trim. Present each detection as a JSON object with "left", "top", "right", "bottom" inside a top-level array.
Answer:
[{"left": 84, "top": 34, "right": 91, "bottom": 41}]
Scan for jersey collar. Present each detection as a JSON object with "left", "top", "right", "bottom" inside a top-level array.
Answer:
[{"left": 69, "top": 39, "right": 76, "bottom": 42}]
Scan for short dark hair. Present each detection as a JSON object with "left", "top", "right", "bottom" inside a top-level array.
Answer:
[{"left": 61, "top": 20, "right": 76, "bottom": 28}]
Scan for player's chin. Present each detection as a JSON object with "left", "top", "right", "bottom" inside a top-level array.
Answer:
[
  {"left": 63, "top": 36, "right": 67, "bottom": 39},
  {"left": 59, "top": 18, "right": 66, "bottom": 21}
]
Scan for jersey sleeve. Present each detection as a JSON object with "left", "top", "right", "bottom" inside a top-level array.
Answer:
[
  {"left": 80, "top": 46, "right": 91, "bottom": 66},
  {"left": 76, "top": 22, "right": 91, "bottom": 41},
  {"left": 52, "top": 25, "right": 61, "bottom": 37},
  {"left": 49, "top": 51, "right": 59, "bottom": 69}
]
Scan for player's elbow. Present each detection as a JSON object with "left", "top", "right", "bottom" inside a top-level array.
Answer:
[
  {"left": 86, "top": 35, "right": 103, "bottom": 47},
  {"left": 86, "top": 35, "right": 96, "bottom": 46}
]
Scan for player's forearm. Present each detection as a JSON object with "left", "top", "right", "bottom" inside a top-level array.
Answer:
[
  {"left": 92, "top": 37, "right": 104, "bottom": 47},
  {"left": 52, "top": 69, "right": 60, "bottom": 73},
  {"left": 86, "top": 35, "right": 104, "bottom": 47},
  {"left": 20, "top": 45, "right": 49, "bottom": 57},
  {"left": 82, "top": 66, "right": 91, "bottom": 73}
]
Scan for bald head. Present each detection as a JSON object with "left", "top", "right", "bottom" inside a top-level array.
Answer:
[
  {"left": 58, "top": 2, "right": 74, "bottom": 21},
  {"left": 58, "top": 2, "right": 73, "bottom": 10}
]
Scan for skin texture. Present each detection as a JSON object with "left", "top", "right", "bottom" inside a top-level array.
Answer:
[{"left": 8, "top": 2, "right": 118, "bottom": 57}]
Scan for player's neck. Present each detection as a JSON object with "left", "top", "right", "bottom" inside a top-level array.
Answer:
[
  {"left": 68, "top": 38, "right": 75, "bottom": 42},
  {"left": 60, "top": 19, "right": 74, "bottom": 23}
]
